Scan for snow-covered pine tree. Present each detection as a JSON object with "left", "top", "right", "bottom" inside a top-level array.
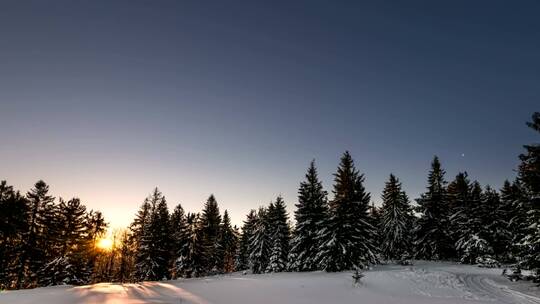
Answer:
[
  {"left": 134, "top": 188, "right": 171, "bottom": 281},
  {"left": 129, "top": 198, "right": 151, "bottom": 256},
  {"left": 379, "top": 174, "right": 414, "bottom": 261},
  {"left": 169, "top": 204, "right": 188, "bottom": 278},
  {"left": 316, "top": 151, "right": 378, "bottom": 271},
  {"left": 249, "top": 207, "right": 271, "bottom": 274},
  {"left": 288, "top": 161, "right": 328, "bottom": 271},
  {"left": 500, "top": 180, "right": 527, "bottom": 260},
  {"left": 266, "top": 196, "right": 290, "bottom": 273},
  {"left": 481, "top": 186, "right": 511, "bottom": 262},
  {"left": 37, "top": 256, "right": 75, "bottom": 287},
  {"left": 516, "top": 112, "right": 540, "bottom": 277},
  {"left": 219, "top": 210, "right": 238, "bottom": 272},
  {"left": 0, "top": 181, "right": 28, "bottom": 289},
  {"left": 235, "top": 209, "right": 257, "bottom": 271},
  {"left": 175, "top": 213, "right": 206, "bottom": 278},
  {"left": 200, "top": 194, "right": 223, "bottom": 273},
  {"left": 455, "top": 182, "right": 494, "bottom": 264},
  {"left": 447, "top": 172, "right": 472, "bottom": 255},
  {"left": 415, "top": 156, "right": 454, "bottom": 260},
  {"left": 39, "top": 198, "right": 92, "bottom": 286},
  {"left": 15, "top": 180, "right": 55, "bottom": 289}
]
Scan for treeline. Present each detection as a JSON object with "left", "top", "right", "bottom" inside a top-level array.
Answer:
[
  {"left": 0, "top": 181, "right": 107, "bottom": 289},
  {"left": 1, "top": 112, "right": 539, "bottom": 289}
]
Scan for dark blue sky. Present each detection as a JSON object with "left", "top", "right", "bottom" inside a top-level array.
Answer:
[{"left": 1, "top": 0, "right": 539, "bottom": 227}]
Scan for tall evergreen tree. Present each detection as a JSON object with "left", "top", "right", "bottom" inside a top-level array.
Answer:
[
  {"left": 39, "top": 198, "right": 92, "bottom": 286},
  {"left": 288, "top": 161, "right": 328, "bottom": 271},
  {"left": 481, "top": 186, "right": 511, "bottom": 261},
  {"left": 500, "top": 180, "right": 527, "bottom": 259},
  {"left": 517, "top": 112, "right": 540, "bottom": 276},
  {"left": 249, "top": 207, "right": 271, "bottom": 274},
  {"left": 235, "top": 209, "right": 257, "bottom": 271},
  {"left": 219, "top": 210, "right": 238, "bottom": 272},
  {"left": 266, "top": 196, "right": 290, "bottom": 273},
  {"left": 0, "top": 181, "right": 28, "bottom": 289},
  {"left": 15, "top": 180, "right": 55, "bottom": 289},
  {"left": 447, "top": 172, "right": 472, "bottom": 250},
  {"left": 134, "top": 188, "right": 171, "bottom": 281},
  {"left": 169, "top": 204, "right": 188, "bottom": 278},
  {"left": 130, "top": 198, "right": 151, "bottom": 253},
  {"left": 454, "top": 182, "right": 492, "bottom": 264},
  {"left": 415, "top": 156, "right": 454, "bottom": 260},
  {"left": 379, "top": 174, "right": 414, "bottom": 260},
  {"left": 316, "top": 151, "right": 378, "bottom": 271},
  {"left": 175, "top": 213, "right": 206, "bottom": 278},
  {"left": 200, "top": 195, "right": 222, "bottom": 273}
]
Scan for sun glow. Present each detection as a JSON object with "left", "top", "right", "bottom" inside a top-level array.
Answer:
[{"left": 96, "top": 237, "right": 113, "bottom": 251}]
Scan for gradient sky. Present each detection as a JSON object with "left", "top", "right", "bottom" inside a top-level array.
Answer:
[{"left": 1, "top": 1, "right": 539, "bottom": 228}]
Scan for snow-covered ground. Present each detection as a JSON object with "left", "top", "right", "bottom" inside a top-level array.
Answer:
[{"left": 2, "top": 261, "right": 539, "bottom": 304}]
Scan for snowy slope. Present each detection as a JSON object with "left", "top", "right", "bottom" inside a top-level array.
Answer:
[{"left": 2, "top": 261, "right": 539, "bottom": 304}]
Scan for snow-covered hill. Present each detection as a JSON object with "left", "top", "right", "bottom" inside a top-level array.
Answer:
[{"left": 2, "top": 261, "right": 539, "bottom": 304}]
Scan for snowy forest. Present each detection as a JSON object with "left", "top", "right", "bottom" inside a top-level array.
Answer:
[{"left": 1, "top": 112, "right": 539, "bottom": 290}]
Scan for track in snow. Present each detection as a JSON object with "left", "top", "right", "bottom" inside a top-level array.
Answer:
[{"left": 1, "top": 261, "right": 539, "bottom": 304}]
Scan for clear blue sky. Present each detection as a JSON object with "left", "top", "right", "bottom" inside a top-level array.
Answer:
[{"left": 1, "top": 0, "right": 538, "bottom": 227}]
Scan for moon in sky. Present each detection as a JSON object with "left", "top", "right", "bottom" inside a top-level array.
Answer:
[{"left": 461, "top": 153, "right": 465, "bottom": 157}]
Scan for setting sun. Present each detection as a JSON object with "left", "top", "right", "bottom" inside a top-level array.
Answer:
[{"left": 96, "top": 237, "right": 113, "bottom": 251}]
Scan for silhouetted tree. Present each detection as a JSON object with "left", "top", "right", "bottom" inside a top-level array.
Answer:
[
  {"left": 175, "top": 213, "right": 206, "bottom": 278},
  {"left": 134, "top": 188, "right": 171, "bottom": 281},
  {"left": 200, "top": 195, "right": 222, "bottom": 273},
  {"left": 288, "top": 161, "right": 328, "bottom": 271},
  {"left": 15, "top": 180, "right": 55, "bottom": 288},
  {"left": 235, "top": 209, "right": 257, "bottom": 271},
  {"left": 316, "top": 151, "right": 378, "bottom": 271},
  {"left": 0, "top": 181, "right": 28, "bottom": 289},
  {"left": 517, "top": 112, "right": 540, "bottom": 276},
  {"left": 379, "top": 174, "right": 414, "bottom": 260},
  {"left": 249, "top": 207, "right": 270, "bottom": 274},
  {"left": 415, "top": 157, "right": 454, "bottom": 260},
  {"left": 266, "top": 196, "right": 290, "bottom": 273},
  {"left": 219, "top": 210, "right": 238, "bottom": 272}
]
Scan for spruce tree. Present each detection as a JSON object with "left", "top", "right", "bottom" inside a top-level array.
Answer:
[
  {"left": 134, "top": 188, "right": 171, "bottom": 281},
  {"left": 0, "top": 181, "right": 28, "bottom": 289},
  {"left": 266, "top": 196, "right": 290, "bottom": 273},
  {"left": 169, "top": 204, "right": 188, "bottom": 278},
  {"left": 500, "top": 180, "right": 527, "bottom": 259},
  {"left": 219, "top": 210, "right": 238, "bottom": 272},
  {"left": 379, "top": 174, "right": 414, "bottom": 261},
  {"left": 447, "top": 172, "right": 472, "bottom": 251},
  {"left": 517, "top": 112, "right": 540, "bottom": 276},
  {"left": 288, "top": 161, "right": 328, "bottom": 271},
  {"left": 455, "top": 182, "right": 492, "bottom": 263},
  {"left": 316, "top": 151, "right": 378, "bottom": 271},
  {"left": 200, "top": 194, "right": 222, "bottom": 273},
  {"left": 175, "top": 213, "right": 206, "bottom": 278},
  {"left": 130, "top": 198, "right": 151, "bottom": 251},
  {"left": 39, "top": 198, "right": 92, "bottom": 286},
  {"left": 235, "top": 209, "right": 257, "bottom": 271},
  {"left": 481, "top": 186, "right": 511, "bottom": 261},
  {"left": 415, "top": 156, "right": 454, "bottom": 260},
  {"left": 15, "top": 180, "right": 55, "bottom": 289},
  {"left": 249, "top": 207, "right": 270, "bottom": 274}
]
